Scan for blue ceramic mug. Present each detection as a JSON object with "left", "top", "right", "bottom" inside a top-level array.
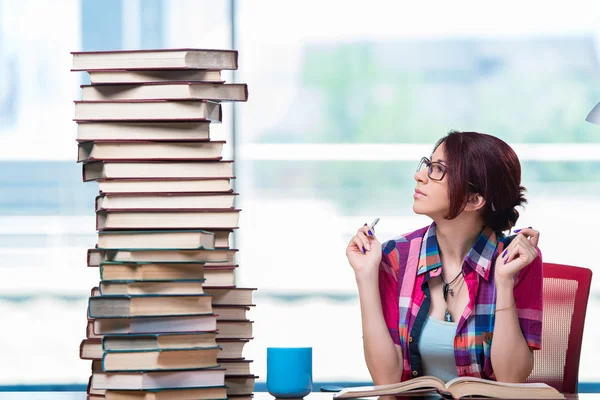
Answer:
[{"left": 267, "top": 347, "right": 313, "bottom": 398}]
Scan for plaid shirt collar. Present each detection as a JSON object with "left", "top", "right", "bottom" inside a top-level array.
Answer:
[{"left": 417, "top": 222, "right": 499, "bottom": 280}]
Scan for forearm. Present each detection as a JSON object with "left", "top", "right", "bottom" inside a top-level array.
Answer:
[
  {"left": 490, "top": 281, "right": 534, "bottom": 382},
  {"left": 356, "top": 273, "right": 403, "bottom": 385}
]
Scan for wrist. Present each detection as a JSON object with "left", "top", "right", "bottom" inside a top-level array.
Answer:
[
  {"left": 494, "top": 274, "right": 515, "bottom": 290},
  {"left": 355, "top": 269, "right": 379, "bottom": 286},
  {"left": 494, "top": 278, "right": 516, "bottom": 308}
]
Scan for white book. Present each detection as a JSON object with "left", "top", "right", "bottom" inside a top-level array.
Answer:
[
  {"left": 97, "top": 178, "right": 233, "bottom": 194},
  {"left": 89, "top": 69, "right": 223, "bottom": 84},
  {"left": 96, "top": 193, "right": 237, "bottom": 211},
  {"left": 74, "top": 100, "right": 221, "bottom": 122},
  {"left": 82, "top": 83, "right": 248, "bottom": 102},
  {"left": 77, "top": 122, "right": 210, "bottom": 142},
  {"left": 83, "top": 161, "right": 234, "bottom": 181},
  {"left": 96, "top": 209, "right": 240, "bottom": 230},
  {"left": 78, "top": 141, "right": 224, "bottom": 162},
  {"left": 91, "top": 368, "right": 225, "bottom": 390},
  {"left": 72, "top": 48, "right": 238, "bottom": 71}
]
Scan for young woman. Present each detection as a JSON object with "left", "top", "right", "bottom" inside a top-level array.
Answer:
[{"left": 346, "top": 131, "right": 542, "bottom": 384}]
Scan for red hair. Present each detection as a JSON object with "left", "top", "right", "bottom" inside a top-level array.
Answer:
[{"left": 434, "top": 130, "right": 527, "bottom": 232}]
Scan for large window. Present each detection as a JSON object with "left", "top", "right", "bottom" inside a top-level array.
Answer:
[
  {"left": 234, "top": 0, "right": 600, "bottom": 383},
  {"left": 0, "top": 0, "right": 599, "bottom": 386}
]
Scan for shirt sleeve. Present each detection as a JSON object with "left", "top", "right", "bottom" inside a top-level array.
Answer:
[
  {"left": 512, "top": 247, "right": 543, "bottom": 350},
  {"left": 379, "top": 240, "right": 401, "bottom": 346}
]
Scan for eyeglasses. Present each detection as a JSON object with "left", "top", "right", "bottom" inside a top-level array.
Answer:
[{"left": 417, "top": 157, "right": 447, "bottom": 181}]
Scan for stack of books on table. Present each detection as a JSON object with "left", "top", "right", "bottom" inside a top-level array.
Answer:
[{"left": 72, "top": 48, "right": 257, "bottom": 400}]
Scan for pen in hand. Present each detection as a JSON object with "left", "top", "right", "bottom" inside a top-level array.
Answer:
[
  {"left": 360, "top": 217, "right": 380, "bottom": 254},
  {"left": 369, "top": 217, "right": 380, "bottom": 232},
  {"left": 346, "top": 218, "right": 383, "bottom": 270}
]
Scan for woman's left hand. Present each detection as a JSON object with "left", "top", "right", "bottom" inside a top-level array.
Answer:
[{"left": 494, "top": 227, "right": 540, "bottom": 285}]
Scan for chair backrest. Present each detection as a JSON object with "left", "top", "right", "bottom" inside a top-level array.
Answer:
[{"left": 525, "top": 262, "right": 593, "bottom": 393}]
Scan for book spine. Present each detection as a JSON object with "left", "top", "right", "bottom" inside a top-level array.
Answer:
[{"left": 79, "top": 339, "right": 85, "bottom": 359}]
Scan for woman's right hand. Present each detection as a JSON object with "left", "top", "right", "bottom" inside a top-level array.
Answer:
[{"left": 346, "top": 223, "right": 382, "bottom": 279}]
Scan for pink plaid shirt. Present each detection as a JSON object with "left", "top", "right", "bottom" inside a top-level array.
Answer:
[{"left": 378, "top": 223, "right": 543, "bottom": 381}]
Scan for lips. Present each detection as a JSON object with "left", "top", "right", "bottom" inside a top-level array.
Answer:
[{"left": 414, "top": 189, "right": 426, "bottom": 196}]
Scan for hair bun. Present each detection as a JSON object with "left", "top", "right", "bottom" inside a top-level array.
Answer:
[{"left": 493, "top": 207, "right": 520, "bottom": 233}]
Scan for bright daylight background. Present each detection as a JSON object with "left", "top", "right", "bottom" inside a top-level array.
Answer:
[{"left": 0, "top": 0, "right": 599, "bottom": 387}]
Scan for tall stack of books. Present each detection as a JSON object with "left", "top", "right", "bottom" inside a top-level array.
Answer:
[{"left": 72, "top": 49, "right": 257, "bottom": 400}]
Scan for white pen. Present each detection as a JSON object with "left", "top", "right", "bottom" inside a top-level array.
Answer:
[{"left": 369, "top": 217, "right": 380, "bottom": 231}]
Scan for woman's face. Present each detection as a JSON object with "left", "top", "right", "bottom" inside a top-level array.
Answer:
[{"left": 412, "top": 142, "right": 451, "bottom": 219}]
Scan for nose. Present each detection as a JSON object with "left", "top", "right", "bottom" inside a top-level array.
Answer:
[{"left": 414, "top": 167, "right": 427, "bottom": 184}]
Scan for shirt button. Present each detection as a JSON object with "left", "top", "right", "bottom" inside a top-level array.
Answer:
[
  {"left": 409, "top": 336, "right": 413, "bottom": 343},
  {"left": 412, "top": 370, "right": 418, "bottom": 376}
]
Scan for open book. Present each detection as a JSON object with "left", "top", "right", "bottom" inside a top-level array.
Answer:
[{"left": 333, "top": 376, "right": 565, "bottom": 399}]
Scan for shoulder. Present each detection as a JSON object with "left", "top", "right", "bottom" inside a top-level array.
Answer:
[{"left": 381, "top": 225, "right": 429, "bottom": 255}]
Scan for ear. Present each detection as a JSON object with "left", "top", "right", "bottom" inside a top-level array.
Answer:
[{"left": 464, "top": 193, "right": 486, "bottom": 213}]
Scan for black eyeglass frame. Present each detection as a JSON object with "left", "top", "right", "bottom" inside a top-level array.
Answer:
[
  {"left": 417, "top": 157, "right": 482, "bottom": 195},
  {"left": 417, "top": 157, "right": 447, "bottom": 181}
]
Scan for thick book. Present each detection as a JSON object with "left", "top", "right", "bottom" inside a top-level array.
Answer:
[
  {"left": 99, "top": 280, "right": 205, "bottom": 296},
  {"left": 83, "top": 160, "right": 234, "bottom": 181},
  {"left": 88, "top": 250, "right": 234, "bottom": 267},
  {"left": 96, "top": 209, "right": 240, "bottom": 230},
  {"left": 100, "top": 262, "right": 205, "bottom": 282},
  {"left": 98, "top": 178, "right": 233, "bottom": 194},
  {"left": 87, "top": 320, "right": 102, "bottom": 339},
  {"left": 88, "top": 294, "right": 213, "bottom": 318},
  {"left": 78, "top": 140, "right": 225, "bottom": 162},
  {"left": 216, "top": 320, "right": 253, "bottom": 340},
  {"left": 204, "top": 265, "right": 237, "bottom": 287},
  {"left": 91, "top": 367, "right": 226, "bottom": 390},
  {"left": 89, "top": 69, "right": 223, "bottom": 85},
  {"left": 95, "top": 192, "right": 237, "bottom": 211},
  {"left": 225, "top": 375, "right": 257, "bottom": 395},
  {"left": 94, "top": 248, "right": 237, "bottom": 263},
  {"left": 82, "top": 82, "right": 248, "bottom": 102},
  {"left": 204, "top": 288, "right": 255, "bottom": 306},
  {"left": 216, "top": 339, "right": 249, "bottom": 359},
  {"left": 104, "top": 386, "right": 227, "bottom": 400},
  {"left": 97, "top": 230, "right": 216, "bottom": 250},
  {"left": 77, "top": 121, "right": 210, "bottom": 142},
  {"left": 80, "top": 338, "right": 102, "bottom": 360},
  {"left": 213, "top": 305, "right": 251, "bottom": 321},
  {"left": 87, "top": 375, "right": 105, "bottom": 396},
  {"left": 99, "top": 263, "right": 237, "bottom": 286},
  {"left": 92, "top": 315, "right": 217, "bottom": 335},
  {"left": 74, "top": 100, "right": 222, "bottom": 122},
  {"left": 72, "top": 48, "right": 238, "bottom": 71},
  {"left": 333, "top": 376, "right": 565, "bottom": 400},
  {"left": 102, "top": 347, "right": 220, "bottom": 372},
  {"left": 103, "top": 332, "right": 218, "bottom": 352},
  {"left": 217, "top": 359, "right": 252, "bottom": 376}
]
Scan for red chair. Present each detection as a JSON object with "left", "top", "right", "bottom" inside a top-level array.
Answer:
[{"left": 525, "top": 262, "right": 593, "bottom": 393}]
